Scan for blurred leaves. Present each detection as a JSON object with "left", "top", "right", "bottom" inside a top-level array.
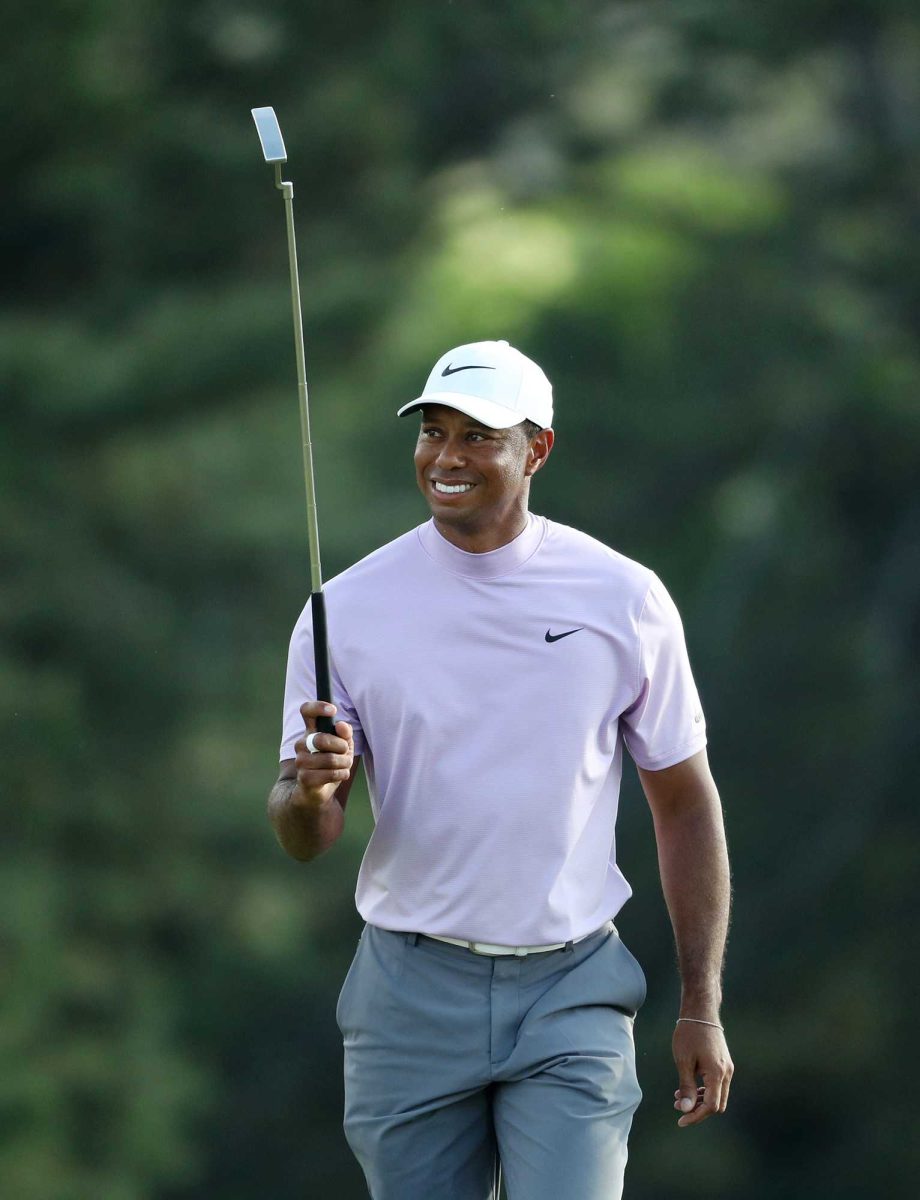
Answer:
[{"left": 1, "top": 2, "right": 918, "bottom": 1198}]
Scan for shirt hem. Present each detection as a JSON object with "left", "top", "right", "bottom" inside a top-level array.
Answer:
[
  {"left": 357, "top": 911, "right": 625, "bottom": 947},
  {"left": 629, "top": 733, "right": 707, "bottom": 772}
]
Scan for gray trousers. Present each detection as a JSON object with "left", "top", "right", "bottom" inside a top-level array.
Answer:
[{"left": 335, "top": 921, "right": 646, "bottom": 1199}]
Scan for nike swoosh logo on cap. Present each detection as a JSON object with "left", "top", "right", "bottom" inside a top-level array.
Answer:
[
  {"left": 441, "top": 363, "right": 496, "bottom": 376},
  {"left": 545, "top": 628, "right": 584, "bottom": 643}
]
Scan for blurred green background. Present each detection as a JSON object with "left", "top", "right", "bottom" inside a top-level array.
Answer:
[{"left": 2, "top": 2, "right": 918, "bottom": 1197}]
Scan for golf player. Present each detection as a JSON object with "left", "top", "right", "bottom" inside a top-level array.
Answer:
[{"left": 269, "top": 339, "right": 733, "bottom": 1199}]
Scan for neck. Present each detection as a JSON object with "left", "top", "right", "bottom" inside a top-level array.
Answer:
[{"left": 433, "top": 509, "right": 530, "bottom": 554}]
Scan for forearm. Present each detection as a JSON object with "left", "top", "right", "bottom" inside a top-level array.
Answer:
[
  {"left": 652, "top": 782, "right": 731, "bottom": 1017},
  {"left": 267, "top": 778, "right": 345, "bottom": 862},
  {"left": 639, "top": 752, "right": 734, "bottom": 1124}
]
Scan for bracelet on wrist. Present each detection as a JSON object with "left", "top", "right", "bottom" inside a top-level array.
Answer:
[{"left": 676, "top": 1016, "right": 723, "bottom": 1031}]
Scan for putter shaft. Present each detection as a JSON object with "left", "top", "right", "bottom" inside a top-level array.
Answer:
[
  {"left": 277, "top": 168, "right": 324, "bottom": 596},
  {"left": 252, "top": 106, "right": 334, "bottom": 735}
]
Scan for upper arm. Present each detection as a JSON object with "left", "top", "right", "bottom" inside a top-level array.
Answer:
[
  {"left": 620, "top": 575, "right": 707, "bottom": 772},
  {"left": 636, "top": 747, "right": 717, "bottom": 825},
  {"left": 275, "top": 756, "right": 363, "bottom": 812}
]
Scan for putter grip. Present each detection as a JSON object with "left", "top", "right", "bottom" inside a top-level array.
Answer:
[{"left": 311, "top": 591, "right": 336, "bottom": 735}]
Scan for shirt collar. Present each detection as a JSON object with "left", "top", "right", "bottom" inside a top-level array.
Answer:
[{"left": 417, "top": 513, "right": 546, "bottom": 580}]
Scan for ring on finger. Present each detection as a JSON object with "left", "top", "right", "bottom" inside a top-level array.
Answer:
[{"left": 305, "top": 732, "right": 321, "bottom": 754}]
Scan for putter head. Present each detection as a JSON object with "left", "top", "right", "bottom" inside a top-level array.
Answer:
[{"left": 251, "top": 106, "right": 287, "bottom": 164}]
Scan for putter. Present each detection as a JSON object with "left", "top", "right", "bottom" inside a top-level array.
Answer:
[{"left": 252, "top": 106, "right": 335, "bottom": 736}]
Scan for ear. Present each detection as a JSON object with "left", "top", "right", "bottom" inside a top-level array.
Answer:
[{"left": 524, "top": 428, "right": 554, "bottom": 478}]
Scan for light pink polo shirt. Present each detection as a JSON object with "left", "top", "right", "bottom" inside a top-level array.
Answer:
[{"left": 280, "top": 514, "right": 707, "bottom": 945}]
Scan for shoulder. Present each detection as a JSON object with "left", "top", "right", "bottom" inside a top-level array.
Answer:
[
  {"left": 325, "top": 525, "right": 426, "bottom": 595},
  {"left": 540, "top": 518, "right": 655, "bottom": 599},
  {"left": 288, "top": 527, "right": 424, "bottom": 639}
]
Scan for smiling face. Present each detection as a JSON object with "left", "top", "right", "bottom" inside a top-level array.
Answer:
[{"left": 414, "top": 405, "right": 554, "bottom": 552}]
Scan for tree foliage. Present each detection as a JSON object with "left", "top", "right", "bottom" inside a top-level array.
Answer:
[{"left": 2, "top": 3, "right": 917, "bottom": 1197}]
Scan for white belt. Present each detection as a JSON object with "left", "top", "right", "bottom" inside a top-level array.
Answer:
[{"left": 422, "top": 920, "right": 613, "bottom": 958}]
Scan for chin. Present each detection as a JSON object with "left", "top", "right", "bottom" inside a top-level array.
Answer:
[{"left": 429, "top": 505, "right": 480, "bottom": 533}]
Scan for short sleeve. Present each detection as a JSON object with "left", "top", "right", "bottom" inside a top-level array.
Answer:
[
  {"left": 620, "top": 574, "right": 707, "bottom": 771},
  {"left": 279, "top": 602, "right": 366, "bottom": 761}
]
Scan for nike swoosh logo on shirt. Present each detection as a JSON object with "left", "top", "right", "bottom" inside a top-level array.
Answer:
[
  {"left": 441, "top": 363, "right": 496, "bottom": 376},
  {"left": 545, "top": 628, "right": 584, "bottom": 643}
]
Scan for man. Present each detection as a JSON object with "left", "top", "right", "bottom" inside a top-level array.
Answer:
[{"left": 268, "top": 339, "right": 733, "bottom": 1199}]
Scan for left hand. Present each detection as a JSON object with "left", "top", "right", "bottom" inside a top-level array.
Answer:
[{"left": 671, "top": 1021, "right": 733, "bottom": 1127}]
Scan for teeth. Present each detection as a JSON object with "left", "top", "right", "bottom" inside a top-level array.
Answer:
[{"left": 433, "top": 482, "right": 474, "bottom": 494}]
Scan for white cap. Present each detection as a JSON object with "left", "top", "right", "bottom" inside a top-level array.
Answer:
[{"left": 397, "top": 339, "right": 553, "bottom": 429}]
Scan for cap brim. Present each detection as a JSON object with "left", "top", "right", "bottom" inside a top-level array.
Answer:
[{"left": 396, "top": 392, "right": 522, "bottom": 429}]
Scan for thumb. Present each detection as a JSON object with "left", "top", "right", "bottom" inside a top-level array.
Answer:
[{"left": 677, "top": 1064, "right": 698, "bottom": 1113}]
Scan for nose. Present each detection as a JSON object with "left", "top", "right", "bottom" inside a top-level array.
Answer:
[{"left": 434, "top": 434, "right": 468, "bottom": 469}]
